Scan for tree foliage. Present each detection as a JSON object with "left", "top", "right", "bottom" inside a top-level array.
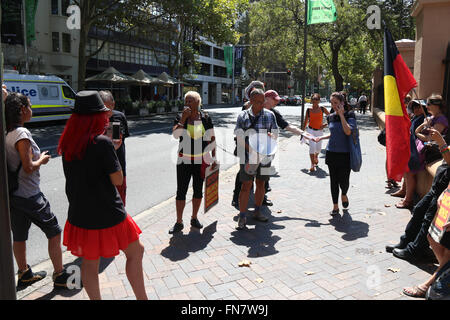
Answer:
[
  {"left": 244, "top": 0, "right": 416, "bottom": 94},
  {"left": 75, "top": 0, "right": 246, "bottom": 89}
]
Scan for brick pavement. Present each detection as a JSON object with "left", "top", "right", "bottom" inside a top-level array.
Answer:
[{"left": 17, "top": 112, "right": 436, "bottom": 300}]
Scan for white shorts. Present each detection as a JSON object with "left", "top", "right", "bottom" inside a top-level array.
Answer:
[{"left": 306, "top": 127, "right": 323, "bottom": 154}]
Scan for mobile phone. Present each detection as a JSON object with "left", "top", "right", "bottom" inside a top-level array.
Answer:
[{"left": 112, "top": 122, "right": 121, "bottom": 140}]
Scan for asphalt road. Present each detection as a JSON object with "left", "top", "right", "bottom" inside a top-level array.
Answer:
[{"left": 18, "top": 104, "right": 324, "bottom": 269}]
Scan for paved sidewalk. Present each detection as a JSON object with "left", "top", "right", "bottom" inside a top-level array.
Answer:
[{"left": 18, "top": 112, "right": 435, "bottom": 300}]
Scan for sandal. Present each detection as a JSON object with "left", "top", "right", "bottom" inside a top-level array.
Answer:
[
  {"left": 310, "top": 166, "right": 316, "bottom": 172},
  {"left": 395, "top": 200, "right": 413, "bottom": 209},
  {"left": 391, "top": 191, "right": 406, "bottom": 198},
  {"left": 385, "top": 179, "right": 399, "bottom": 189},
  {"left": 402, "top": 285, "right": 427, "bottom": 298}
]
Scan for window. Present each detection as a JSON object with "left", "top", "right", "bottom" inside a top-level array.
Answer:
[
  {"left": 214, "top": 65, "right": 227, "bottom": 78},
  {"left": 214, "top": 48, "right": 224, "bottom": 61},
  {"left": 62, "top": 33, "right": 71, "bottom": 53},
  {"left": 200, "top": 44, "right": 211, "bottom": 57},
  {"left": 200, "top": 63, "right": 210, "bottom": 76},
  {"left": 62, "top": 0, "right": 71, "bottom": 16},
  {"left": 38, "top": 85, "right": 59, "bottom": 100},
  {"left": 51, "top": 0, "right": 59, "bottom": 15},
  {"left": 52, "top": 32, "right": 60, "bottom": 52},
  {"left": 109, "top": 42, "right": 115, "bottom": 60},
  {"left": 125, "top": 46, "right": 131, "bottom": 63},
  {"left": 62, "top": 85, "right": 75, "bottom": 99}
]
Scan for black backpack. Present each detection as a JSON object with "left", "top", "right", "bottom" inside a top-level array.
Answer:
[{"left": 7, "top": 162, "right": 22, "bottom": 195}]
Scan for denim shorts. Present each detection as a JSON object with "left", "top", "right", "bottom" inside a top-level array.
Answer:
[
  {"left": 239, "top": 163, "right": 271, "bottom": 182},
  {"left": 9, "top": 192, "right": 62, "bottom": 242}
]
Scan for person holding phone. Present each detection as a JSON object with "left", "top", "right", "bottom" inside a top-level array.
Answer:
[
  {"left": 171, "top": 91, "right": 217, "bottom": 234},
  {"left": 58, "top": 91, "right": 147, "bottom": 300},
  {"left": 99, "top": 90, "right": 130, "bottom": 206},
  {"left": 5, "top": 92, "right": 70, "bottom": 289},
  {"left": 415, "top": 94, "right": 448, "bottom": 147},
  {"left": 313, "top": 92, "right": 356, "bottom": 216}
]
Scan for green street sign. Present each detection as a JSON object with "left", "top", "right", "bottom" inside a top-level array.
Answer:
[
  {"left": 224, "top": 46, "right": 233, "bottom": 77},
  {"left": 307, "top": 0, "right": 337, "bottom": 25}
]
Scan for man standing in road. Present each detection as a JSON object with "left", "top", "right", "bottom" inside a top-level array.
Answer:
[
  {"left": 99, "top": 90, "right": 130, "bottom": 206},
  {"left": 234, "top": 89, "right": 278, "bottom": 230}
]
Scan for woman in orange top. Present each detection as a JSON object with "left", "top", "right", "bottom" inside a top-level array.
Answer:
[{"left": 301, "top": 93, "right": 330, "bottom": 172}]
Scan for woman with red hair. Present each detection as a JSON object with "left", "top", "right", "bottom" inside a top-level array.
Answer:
[{"left": 58, "top": 91, "right": 147, "bottom": 300}]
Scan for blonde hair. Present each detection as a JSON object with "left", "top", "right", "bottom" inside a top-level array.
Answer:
[{"left": 184, "top": 91, "right": 202, "bottom": 107}]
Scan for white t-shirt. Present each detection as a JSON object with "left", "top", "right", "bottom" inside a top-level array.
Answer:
[{"left": 6, "top": 127, "right": 41, "bottom": 198}]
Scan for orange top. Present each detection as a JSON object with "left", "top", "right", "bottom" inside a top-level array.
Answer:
[{"left": 308, "top": 108, "right": 324, "bottom": 130}]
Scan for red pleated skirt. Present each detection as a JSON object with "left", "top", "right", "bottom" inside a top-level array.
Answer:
[{"left": 63, "top": 214, "right": 142, "bottom": 260}]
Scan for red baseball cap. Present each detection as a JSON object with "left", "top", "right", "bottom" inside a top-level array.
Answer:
[{"left": 265, "top": 90, "right": 280, "bottom": 101}]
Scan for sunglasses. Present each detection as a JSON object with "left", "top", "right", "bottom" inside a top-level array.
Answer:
[
  {"left": 427, "top": 99, "right": 442, "bottom": 106},
  {"left": 312, "top": 98, "right": 320, "bottom": 101}
]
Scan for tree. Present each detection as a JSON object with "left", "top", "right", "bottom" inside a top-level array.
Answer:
[
  {"left": 134, "top": 0, "right": 246, "bottom": 80},
  {"left": 245, "top": 0, "right": 415, "bottom": 93},
  {"left": 73, "top": 0, "right": 162, "bottom": 90}
]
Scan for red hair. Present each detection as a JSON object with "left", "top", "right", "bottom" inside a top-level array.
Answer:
[{"left": 58, "top": 112, "right": 109, "bottom": 161}]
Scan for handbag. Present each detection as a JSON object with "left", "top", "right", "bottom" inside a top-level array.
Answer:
[{"left": 348, "top": 128, "right": 362, "bottom": 172}]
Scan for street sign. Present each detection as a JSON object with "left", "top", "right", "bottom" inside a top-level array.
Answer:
[{"left": 204, "top": 165, "right": 220, "bottom": 213}]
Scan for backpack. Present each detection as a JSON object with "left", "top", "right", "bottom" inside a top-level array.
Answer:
[{"left": 7, "top": 162, "right": 22, "bottom": 195}]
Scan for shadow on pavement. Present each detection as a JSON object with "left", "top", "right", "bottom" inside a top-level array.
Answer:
[
  {"left": 329, "top": 209, "right": 369, "bottom": 241},
  {"left": 300, "top": 166, "right": 328, "bottom": 178},
  {"left": 34, "top": 257, "right": 115, "bottom": 300},
  {"left": 229, "top": 207, "right": 324, "bottom": 258},
  {"left": 161, "top": 221, "right": 217, "bottom": 262}
]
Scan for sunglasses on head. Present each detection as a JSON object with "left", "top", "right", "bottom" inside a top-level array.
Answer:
[{"left": 427, "top": 99, "right": 442, "bottom": 106}]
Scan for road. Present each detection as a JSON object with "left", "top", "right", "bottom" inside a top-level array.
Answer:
[{"left": 20, "top": 104, "right": 325, "bottom": 269}]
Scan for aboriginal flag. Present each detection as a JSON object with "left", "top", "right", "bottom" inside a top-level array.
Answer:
[{"left": 384, "top": 28, "right": 417, "bottom": 181}]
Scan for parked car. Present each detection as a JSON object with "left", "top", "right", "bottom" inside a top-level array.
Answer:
[
  {"left": 279, "top": 95, "right": 288, "bottom": 105},
  {"left": 286, "top": 96, "right": 296, "bottom": 105}
]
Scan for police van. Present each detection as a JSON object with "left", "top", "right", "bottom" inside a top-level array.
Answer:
[{"left": 3, "top": 71, "right": 76, "bottom": 123}]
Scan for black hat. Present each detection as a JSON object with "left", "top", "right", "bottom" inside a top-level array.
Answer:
[{"left": 73, "top": 91, "right": 110, "bottom": 114}]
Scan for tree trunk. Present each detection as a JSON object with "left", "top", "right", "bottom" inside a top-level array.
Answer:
[
  {"left": 77, "top": 27, "right": 89, "bottom": 91},
  {"left": 331, "top": 43, "right": 344, "bottom": 91}
]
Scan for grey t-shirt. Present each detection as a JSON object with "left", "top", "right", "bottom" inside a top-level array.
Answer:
[{"left": 6, "top": 127, "right": 41, "bottom": 198}]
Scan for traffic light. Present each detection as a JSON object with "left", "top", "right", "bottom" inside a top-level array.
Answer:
[{"left": 287, "top": 69, "right": 291, "bottom": 76}]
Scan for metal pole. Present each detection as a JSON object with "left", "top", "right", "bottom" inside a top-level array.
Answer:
[
  {"left": 301, "top": 0, "right": 308, "bottom": 127},
  {"left": 232, "top": 46, "right": 235, "bottom": 105},
  {"left": 22, "top": 0, "right": 29, "bottom": 74},
  {"left": 0, "top": 4, "right": 18, "bottom": 300}
]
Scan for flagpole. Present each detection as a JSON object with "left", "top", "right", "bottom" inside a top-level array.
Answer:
[
  {"left": 301, "top": 0, "right": 308, "bottom": 127},
  {"left": 22, "top": 0, "right": 29, "bottom": 74}
]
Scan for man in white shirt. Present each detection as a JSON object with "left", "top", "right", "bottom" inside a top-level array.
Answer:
[{"left": 358, "top": 93, "right": 368, "bottom": 114}]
